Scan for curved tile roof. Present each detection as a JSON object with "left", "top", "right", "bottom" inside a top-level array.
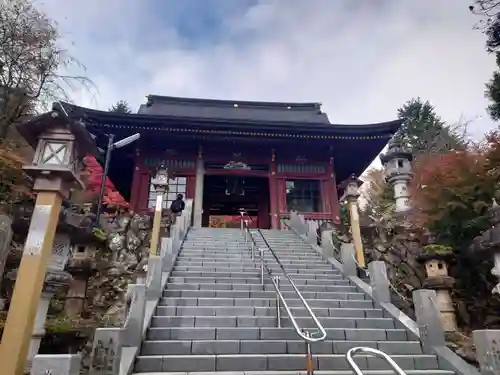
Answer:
[{"left": 138, "top": 95, "right": 331, "bottom": 124}]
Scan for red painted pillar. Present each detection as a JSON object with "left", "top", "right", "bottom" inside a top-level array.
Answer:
[
  {"left": 136, "top": 165, "right": 151, "bottom": 214},
  {"left": 186, "top": 176, "right": 196, "bottom": 199},
  {"left": 269, "top": 150, "right": 279, "bottom": 229},
  {"left": 327, "top": 156, "right": 340, "bottom": 223}
]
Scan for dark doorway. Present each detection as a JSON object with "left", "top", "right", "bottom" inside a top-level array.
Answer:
[{"left": 202, "top": 175, "right": 270, "bottom": 229}]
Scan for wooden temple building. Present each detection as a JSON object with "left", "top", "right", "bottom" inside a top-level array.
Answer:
[{"left": 61, "top": 95, "right": 402, "bottom": 229}]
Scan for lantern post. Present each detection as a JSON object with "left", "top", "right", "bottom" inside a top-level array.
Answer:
[
  {"left": 340, "top": 174, "right": 365, "bottom": 268},
  {"left": 0, "top": 107, "right": 95, "bottom": 375},
  {"left": 149, "top": 164, "right": 169, "bottom": 257}
]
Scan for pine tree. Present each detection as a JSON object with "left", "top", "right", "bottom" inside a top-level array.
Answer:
[
  {"left": 486, "top": 52, "right": 500, "bottom": 121},
  {"left": 394, "top": 98, "right": 465, "bottom": 154},
  {"left": 109, "top": 100, "right": 132, "bottom": 114}
]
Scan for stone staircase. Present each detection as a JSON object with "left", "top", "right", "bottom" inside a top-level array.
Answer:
[{"left": 133, "top": 228, "right": 456, "bottom": 374}]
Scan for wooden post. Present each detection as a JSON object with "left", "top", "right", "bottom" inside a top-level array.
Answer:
[
  {"left": 348, "top": 196, "right": 365, "bottom": 267},
  {"left": 340, "top": 174, "right": 365, "bottom": 268},
  {"left": 0, "top": 107, "right": 96, "bottom": 375},
  {"left": 0, "top": 193, "right": 62, "bottom": 375}
]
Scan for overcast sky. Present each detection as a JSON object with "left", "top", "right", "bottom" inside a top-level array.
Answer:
[{"left": 38, "top": 0, "right": 497, "bottom": 169}]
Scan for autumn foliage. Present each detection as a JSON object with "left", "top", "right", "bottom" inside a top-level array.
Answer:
[
  {"left": 410, "top": 132, "right": 500, "bottom": 248},
  {"left": 0, "top": 143, "right": 32, "bottom": 211},
  {"left": 81, "top": 156, "right": 128, "bottom": 209}
]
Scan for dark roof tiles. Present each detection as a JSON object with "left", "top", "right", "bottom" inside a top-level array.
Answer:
[{"left": 138, "top": 95, "right": 331, "bottom": 124}]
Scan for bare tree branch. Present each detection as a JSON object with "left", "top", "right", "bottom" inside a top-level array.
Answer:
[{"left": 0, "top": 0, "right": 94, "bottom": 140}]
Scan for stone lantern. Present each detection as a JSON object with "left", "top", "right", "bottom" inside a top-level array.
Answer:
[
  {"left": 151, "top": 164, "right": 169, "bottom": 209},
  {"left": 417, "top": 241, "right": 457, "bottom": 333},
  {"left": 18, "top": 109, "right": 95, "bottom": 197},
  {"left": 0, "top": 105, "right": 97, "bottom": 374},
  {"left": 380, "top": 139, "right": 413, "bottom": 213},
  {"left": 149, "top": 164, "right": 169, "bottom": 257}
]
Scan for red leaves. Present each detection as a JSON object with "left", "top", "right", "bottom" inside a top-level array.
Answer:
[
  {"left": 409, "top": 135, "right": 500, "bottom": 242},
  {"left": 81, "top": 156, "right": 129, "bottom": 209}
]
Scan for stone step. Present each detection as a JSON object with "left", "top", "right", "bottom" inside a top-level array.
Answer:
[
  {"left": 173, "top": 262, "right": 334, "bottom": 270},
  {"left": 163, "top": 289, "right": 367, "bottom": 301},
  {"left": 146, "top": 327, "right": 410, "bottom": 341},
  {"left": 177, "top": 253, "right": 321, "bottom": 261},
  {"left": 172, "top": 266, "right": 340, "bottom": 275},
  {"left": 176, "top": 256, "right": 332, "bottom": 269},
  {"left": 174, "top": 259, "right": 330, "bottom": 266},
  {"left": 166, "top": 283, "right": 356, "bottom": 293},
  {"left": 167, "top": 277, "right": 351, "bottom": 286},
  {"left": 140, "top": 339, "right": 422, "bottom": 356},
  {"left": 181, "top": 246, "right": 314, "bottom": 251},
  {"left": 134, "top": 353, "right": 440, "bottom": 373},
  {"left": 183, "top": 243, "right": 312, "bottom": 248},
  {"left": 170, "top": 271, "right": 344, "bottom": 280},
  {"left": 159, "top": 297, "right": 374, "bottom": 309},
  {"left": 155, "top": 305, "right": 384, "bottom": 318},
  {"left": 133, "top": 370, "right": 454, "bottom": 375},
  {"left": 150, "top": 315, "right": 396, "bottom": 329}
]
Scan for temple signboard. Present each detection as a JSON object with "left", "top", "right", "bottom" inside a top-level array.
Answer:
[{"left": 223, "top": 161, "right": 251, "bottom": 170}]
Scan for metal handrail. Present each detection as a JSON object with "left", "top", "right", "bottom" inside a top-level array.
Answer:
[
  {"left": 255, "top": 228, "right": 327, "bottom": 342},
  {"left": 239, "top": 211, "right": 327, "bottom": 343},
  {"left": 346, "top": 347, "right": 408, "bottom": 375}
]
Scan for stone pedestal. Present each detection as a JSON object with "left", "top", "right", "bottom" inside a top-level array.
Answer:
[
  {"left": 27, "top": 270, "right": 71, "bottom": 371},
  {"left": 65, "top": 244, "right": 97, "bottom": 317},
  {"left": 26, "top": 232, "right": 72, "bottom": 372},
  {"left": 64, "top": 272, "right": 88, "bottom": 316}
]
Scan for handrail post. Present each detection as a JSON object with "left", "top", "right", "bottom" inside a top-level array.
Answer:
[
  {"left": 304, "top": 330, "right": 314, "bottom": 375},
  {"left": 341, "top": 243, "right": 357, "bottom": 277},
  {"left": 368, "top": 261, "right": 391, "bottom": 303},
  {"left": 260, "top": 247, "right": 265, "bottom": 287},
  {"left": 275, "top": 276, "right": 281, "bottom": 328}
]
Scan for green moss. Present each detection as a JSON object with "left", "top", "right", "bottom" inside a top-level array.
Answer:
[
  {"left": 92, "top": 227, "right": 107, "bottom": 241},
  {"left": 423, "top": 243, "right": 453, "bottom": 255},
  {"left": 0, "top": 313, "right": 97, "bottom": 337}
]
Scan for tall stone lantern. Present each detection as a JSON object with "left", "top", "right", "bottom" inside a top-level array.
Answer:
[
  {"left": 0, "top": 106, "right": 96, "bottom": 375},
  {"left": 149, "top": 164, "right": 169, "bottom": 257},
  {"left": 380, "top": 139, "right": 413, "bottom": 214},
  {"left": 339, "top": 174, "right": 365, "bottom": 267}
]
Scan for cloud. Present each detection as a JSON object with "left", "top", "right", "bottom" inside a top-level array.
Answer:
[{"left": 38, "top": 0, "right": 496, "bottom": 146}]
